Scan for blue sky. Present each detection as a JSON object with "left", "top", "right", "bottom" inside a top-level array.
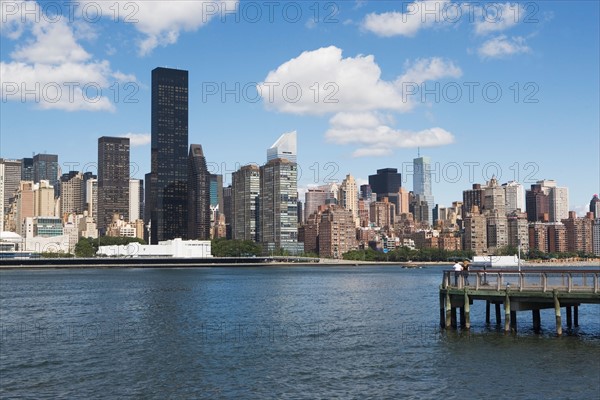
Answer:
[{"left": 1, "top": 0, "right": 598, "bottom": 213}]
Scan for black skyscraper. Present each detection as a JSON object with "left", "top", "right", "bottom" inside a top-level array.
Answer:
[
  {"left": 368, "top": 168, "right": 402, "bottom": 197},
  {"left": 188, "top": 144, "right": 211, "bottom": 240},
  {"left": 33, "top": 153, "right": 59, "bottom": 196},
  {"left": 98, "top": 137, "right": 130, "bottom": 233},
  {"left": 21, "top": 157, "right": 33, "bottom": 181},
  {"left": 147, "top": 67, "right": 189, "bottom": 243}
]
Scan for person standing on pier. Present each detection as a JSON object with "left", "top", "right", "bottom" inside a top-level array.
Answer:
[
  {"left": 453, "top": 261, "right": 463, "bottom": 286},
  {"left": 462, "top": 260, "right": 470, "bottom": 286}
]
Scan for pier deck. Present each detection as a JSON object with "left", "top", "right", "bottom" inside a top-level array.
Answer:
[{"left": 439, "top": 269, "right": 600, "bottom": 335}]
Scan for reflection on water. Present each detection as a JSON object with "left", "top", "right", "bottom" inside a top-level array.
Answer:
[{"left": 1, "top": 266, "right": 599, "bottom": 398}]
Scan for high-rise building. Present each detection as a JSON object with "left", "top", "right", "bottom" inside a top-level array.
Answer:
[
  {"left": 222, "top": 185, "right": 233, "bottom": 239},
  {"left": 359, "top": 184, "right": 372, "bottom": 201},
  {"left": 338, "top": 174, "right": 358, "bottom": 223},
  {"left": 33, "top": 154, "right": 59, "bottom": 196},
  {"left": 129, "top": 179, "right": 144, "bottom": 222},
  {"left": 464, "top": 205, "right": 487, "bottom": 255},
  {"left": 232, "top": 164, "right": 260, "bottom": 241},
  {"left": 369, "top": 168, "right": 401, "bottom": 198},
  {"left": 547, "top": 223, "right": 568, "bottom": 253},
  {"left": 486, "top": 210, "right": 508, "bottom": 251},
  {"left": 0, "top": 159, "right": 22, "bottom": 213},
  {"left": 15, "top": 182, "right": 34, "bottom": 236},
  {"left": 98, "top": 137, "right": 130, "bottom": 233},
  {"left": 267, "top": 131, "right": 297, "bottom": 163},
  {"left": 503, "top": 181, "right": 524, "bottom": 213},
  {"left": 259, "top": 158, "right": 299, "bottom": 252},
  {"left": 187, "top": 144, "right": 211, "bottom": 240},
  {"left": 398, "top": 187, "right": 410, "bottom": 215},
  {"left": 305, "top": 205, "right": 357, "bottom": 259},
  {"left": 590, "top": 195, "right": 600, "bottom": 219},
  {"left": 483, "top": 176, "right": 505, "bottom": 215},
  {"left": 507, "top": 211, "right": 529, "bottom": 253},
  {"left": 21, "top": 157, "right": 33, "bottom": 181},
  {"left": 304, "top": 188, "right": 328, "bottom": 223},
  {"left": 34, "top": 180, "right": 56, "bottom": 217},
  {"left": 528, "top": 180, "right": 568, "bottom": 222},
  {"left": 60, "top": 171, "right": 85, "bottom": 217},
  {"left": 147, "top": 67, "right": 189, "bottom": 243},
  {"left": 529, "top": 223, "right": 548, "bottom": 253},
  {"left": 413, "top": 156, "right": 435, "bottom": 225},
  {"left": 592, "top": 219, "right": 600, "bottom": 256},
  {"left": 463, "top": 184, "right": 484, "bottom": 216},
  {"left": 562, "top": 211, "right": 593, "bottom": 254},
  {"left": 209, "top": 174, "right": 224, "bottom": 213},
  {"left": 526, "top": 183, "right": 550, "bottom": 222},
  {"left": 85, "top": 177, "right": 98, "bottom": 221},
  {"left": 370, "top": 197, "right": 395, "bottom": 228},
  {"left": 0, "top": 162, "right": 4, "bottom": 232}
]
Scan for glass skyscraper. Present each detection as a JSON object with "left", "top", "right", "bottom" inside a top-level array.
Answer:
[
  {"left": 147, "top": 67, "right": 189, "bottom": 243},
  {"left": 188, "top": 144, "right": 210, "bottom": 240},
  {"left": 413, "top": 156, "right": 435, "bottom": 226}
]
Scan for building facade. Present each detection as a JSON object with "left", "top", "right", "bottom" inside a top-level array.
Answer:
[
  {"left": 232, "top": 165, "right": 260, "bottom": 241},
  {"left": 98, "top": 136, "right": 130, "bottom": 233},
  {"left": 188, "top": 144, "right": 211, "bottom": 240}
]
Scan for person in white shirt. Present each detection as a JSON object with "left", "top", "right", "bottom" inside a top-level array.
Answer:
[{"left": 453, "top": 261, "right": 463, "bottom": 286}]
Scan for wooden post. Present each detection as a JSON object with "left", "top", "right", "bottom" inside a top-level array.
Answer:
[
  {"left": 532, "top": 309, "right": 541, "bottom": 333},
  {"left": 554, "top": 291, "right": 562, "bottom": 336},
  {"left": 495, "top": 303, "right": 501, "bottom": 325},
  {"left": 464, "top": 291, "right": 471, "bottom": 330},
  {"left": 445, "top": 291, "right": 452, "bottom": 329},
  {"left": 485, "top": 301, "right": 491, "bottom": 325},
  {"left": 451, "top": 307, "right": 457, "bottom": 329},
  {"left": 574, "top": 305, "right": 579, "bottom": 327},
  {"left": 504, "top": 294, "right": 511, "bottom": 333},
  {"left": 566, "top": 306, "right": 572, "bottom": 329},
  {"left": 440, "top": 292, "right": 445, "bottom": 328},
  {"left": 510, "top": 310, "right": 517, "bottom": 333}
]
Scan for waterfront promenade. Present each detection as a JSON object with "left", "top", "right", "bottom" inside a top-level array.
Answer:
[{"left": 440, "top": 269, "right": 600, "bottom": 335}]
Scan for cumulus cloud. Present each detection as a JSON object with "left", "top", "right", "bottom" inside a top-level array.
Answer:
[
  {"left": 361, "top": 0, "right": 451, "bottom": 37},
  {"left": 122, "top": 133, "right": 151, "bottom": 147},
  {"left": 473, "top": 2, "right": 526, "bottom": 36},
  {"left": 0, "top": 1, "right": 134, "bottom": 112},
  {"left": 325, "top": 112, "right": 455, "bottom": 157},
  {"left": 78, "top": 0, "right": 238, "bottom": 55},
  {"left": 258, "top": 46, "right": 461, "bottom": 115},
  {"left": 478, "top": 35, "right": 530, "bottom": 59}
]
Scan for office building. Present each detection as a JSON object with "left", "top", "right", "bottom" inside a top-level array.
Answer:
[
  {"left": 463, "top": 184, "right": 484, "bottom": 216},
  {"left": 304, "top": 205, "right": 357, "bottom": 259},
  {"left": 464, "top": 206, "right": 487, "bottom": 255},
  {"left": 98, "top": 136, "right": 130, "bottom": 233},
  {"left": 562, "top": 211, "right": 593, "bottom": 254},
  {"left": 60, "top": 171, "right": 85, "bottom": 217},
  {"left": 483, "top": 176, "right": 505, "bottom": 215},
  {"left": 526, "top": 183, "right": 550, "bottom": 222},
  {"left": 33, "top": 154, "right": 59, "bottom": 196},
  {"left": 259, "top": 158, "right": 299, "bottom": 252},
  {"left": 503, "top": 181, "right": 524, "bottom": 213},
  {"left": 0, "top": 162, "right": 4, "bottom": 232},
  {"left": 232, "top": 165, "right": 260, "bottom": 241},
  {"left": 267, "top": 131, "right": 297, "bottom": 163},
  {"left": 590, "top": 195, "right": 600, "bottom": 219},
  {"left": 413, "top": 156, "right": 435, "bottom": 225},
  {"left": 187, "top": 144, "right": 211, "bottom": 240},
  {"left": 0, "top": 158, "right": 21, "bottom": 213},
  {"left": 147, "top": 67, "right": 189, "bottom": 243},
  {"left": 21, "top": 157, "right": 33, "bottom": 181},
  {"left": 129, "top": 179, "right": 144, "bottom": 222}
]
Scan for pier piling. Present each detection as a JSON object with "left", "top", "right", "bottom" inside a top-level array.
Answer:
[{"left": 553, "top": 291, "right": 562, "bottom": 336}]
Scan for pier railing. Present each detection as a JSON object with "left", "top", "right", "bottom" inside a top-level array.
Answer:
[{"left": 441, "top": 270, "right": 600, "bottom": 294}]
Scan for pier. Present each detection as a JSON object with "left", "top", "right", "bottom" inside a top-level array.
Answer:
[{"left": 439, "top": 269, "right": 600, "bottom": 335}]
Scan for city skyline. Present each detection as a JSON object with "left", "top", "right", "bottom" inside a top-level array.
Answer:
[{"left": 0, "top": 1, "right": 598, "bottom": 213}]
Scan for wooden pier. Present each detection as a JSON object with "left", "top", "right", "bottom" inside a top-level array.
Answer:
[{"left": 439, "top": 269, "right": 600, "bottom": 335}]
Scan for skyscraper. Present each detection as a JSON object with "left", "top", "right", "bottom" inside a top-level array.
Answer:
[
  {"left": 304, "top": 188, "right": 328, "bottom": 223},
  {"left": 463, "top": 184, "right": 484, "bottom": 216},
  {"left": 21, "top": 157, "right": 33, "bottom": 181},
  {"left": 590, "top": 194, "right": 600, "bottom": 219},
  {"left": 503, "top": 181, "right": 524, "bottom": 213},
  {"left": 0, "top": 159, "right": 21, "bottom": 214},
  {"left": 147, "top": 67, "right": 189, "bottom": 243},
  {"left": 413, "top": 156, "right": 435, "bottom": 225},
  {"left": 0, "top": 162, "right": 4, "bottom": 232},
  {"left": 267, "top": 131, "right": 297, "bottom": 163},
  {"left": 526, "top": 183, "right": 550, "bottom": 222},
  {"left": 259, "top": 158, "right": 298, "bottom": 252},
  {"left": 129, "top": 179, "right": 144, "bottom": 222},
  {"left": 98, "top": 137, "right": 130, "bottom": 233},
  {"left": 338, "top": 174, "right": 358, "bottom": 222},
  {"left": 33, "top": 153, "right": 59, "bottom": 196},
  {"left": 187, "top": 144, "right": 210, "bottom": 240},
  {"left": 60, "top": 171, "right": 85, "bottom": 216},
  {"left": 368, "top": 168, "right": 402, "bottom": 213},
  {"left": 232, "top": 164, "right": 260, "bottom": 241}
]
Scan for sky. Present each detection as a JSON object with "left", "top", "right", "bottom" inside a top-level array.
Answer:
[{"left": 1, "top": 0, "right": 598, "bottom": 213}]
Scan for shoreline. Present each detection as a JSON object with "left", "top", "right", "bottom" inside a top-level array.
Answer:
[{"left": 0, "top": 258, "right": 598, "bottom": 269}]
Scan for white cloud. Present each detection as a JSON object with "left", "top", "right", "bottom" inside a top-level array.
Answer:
[
  {"left": 0, "top": 1, "right": 134, "bottom": 112},
  {"left": 325, "top": 112, "right": 455, "bottom": 157},
  {"left": 478, "top": 35, "right": 530, "bottom": 59},
  {"left": 258, "top": 46, "right": 461, "bottom": 115},
  {"left": 473, "top": 3, "right": 525, "bottom": 36},
  {"left": 122, "top": 133, "right": 151, "bottom": 147},
  {"left": 78, "top": 0, "right": 239, "bottom": 56},
  {"left": 361, "top": 0, "right": 450, "bottom": 37}
]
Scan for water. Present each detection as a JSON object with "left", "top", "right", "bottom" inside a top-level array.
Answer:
[{"left": 1, "top": 266, "right": 599, "bottom": 399}]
